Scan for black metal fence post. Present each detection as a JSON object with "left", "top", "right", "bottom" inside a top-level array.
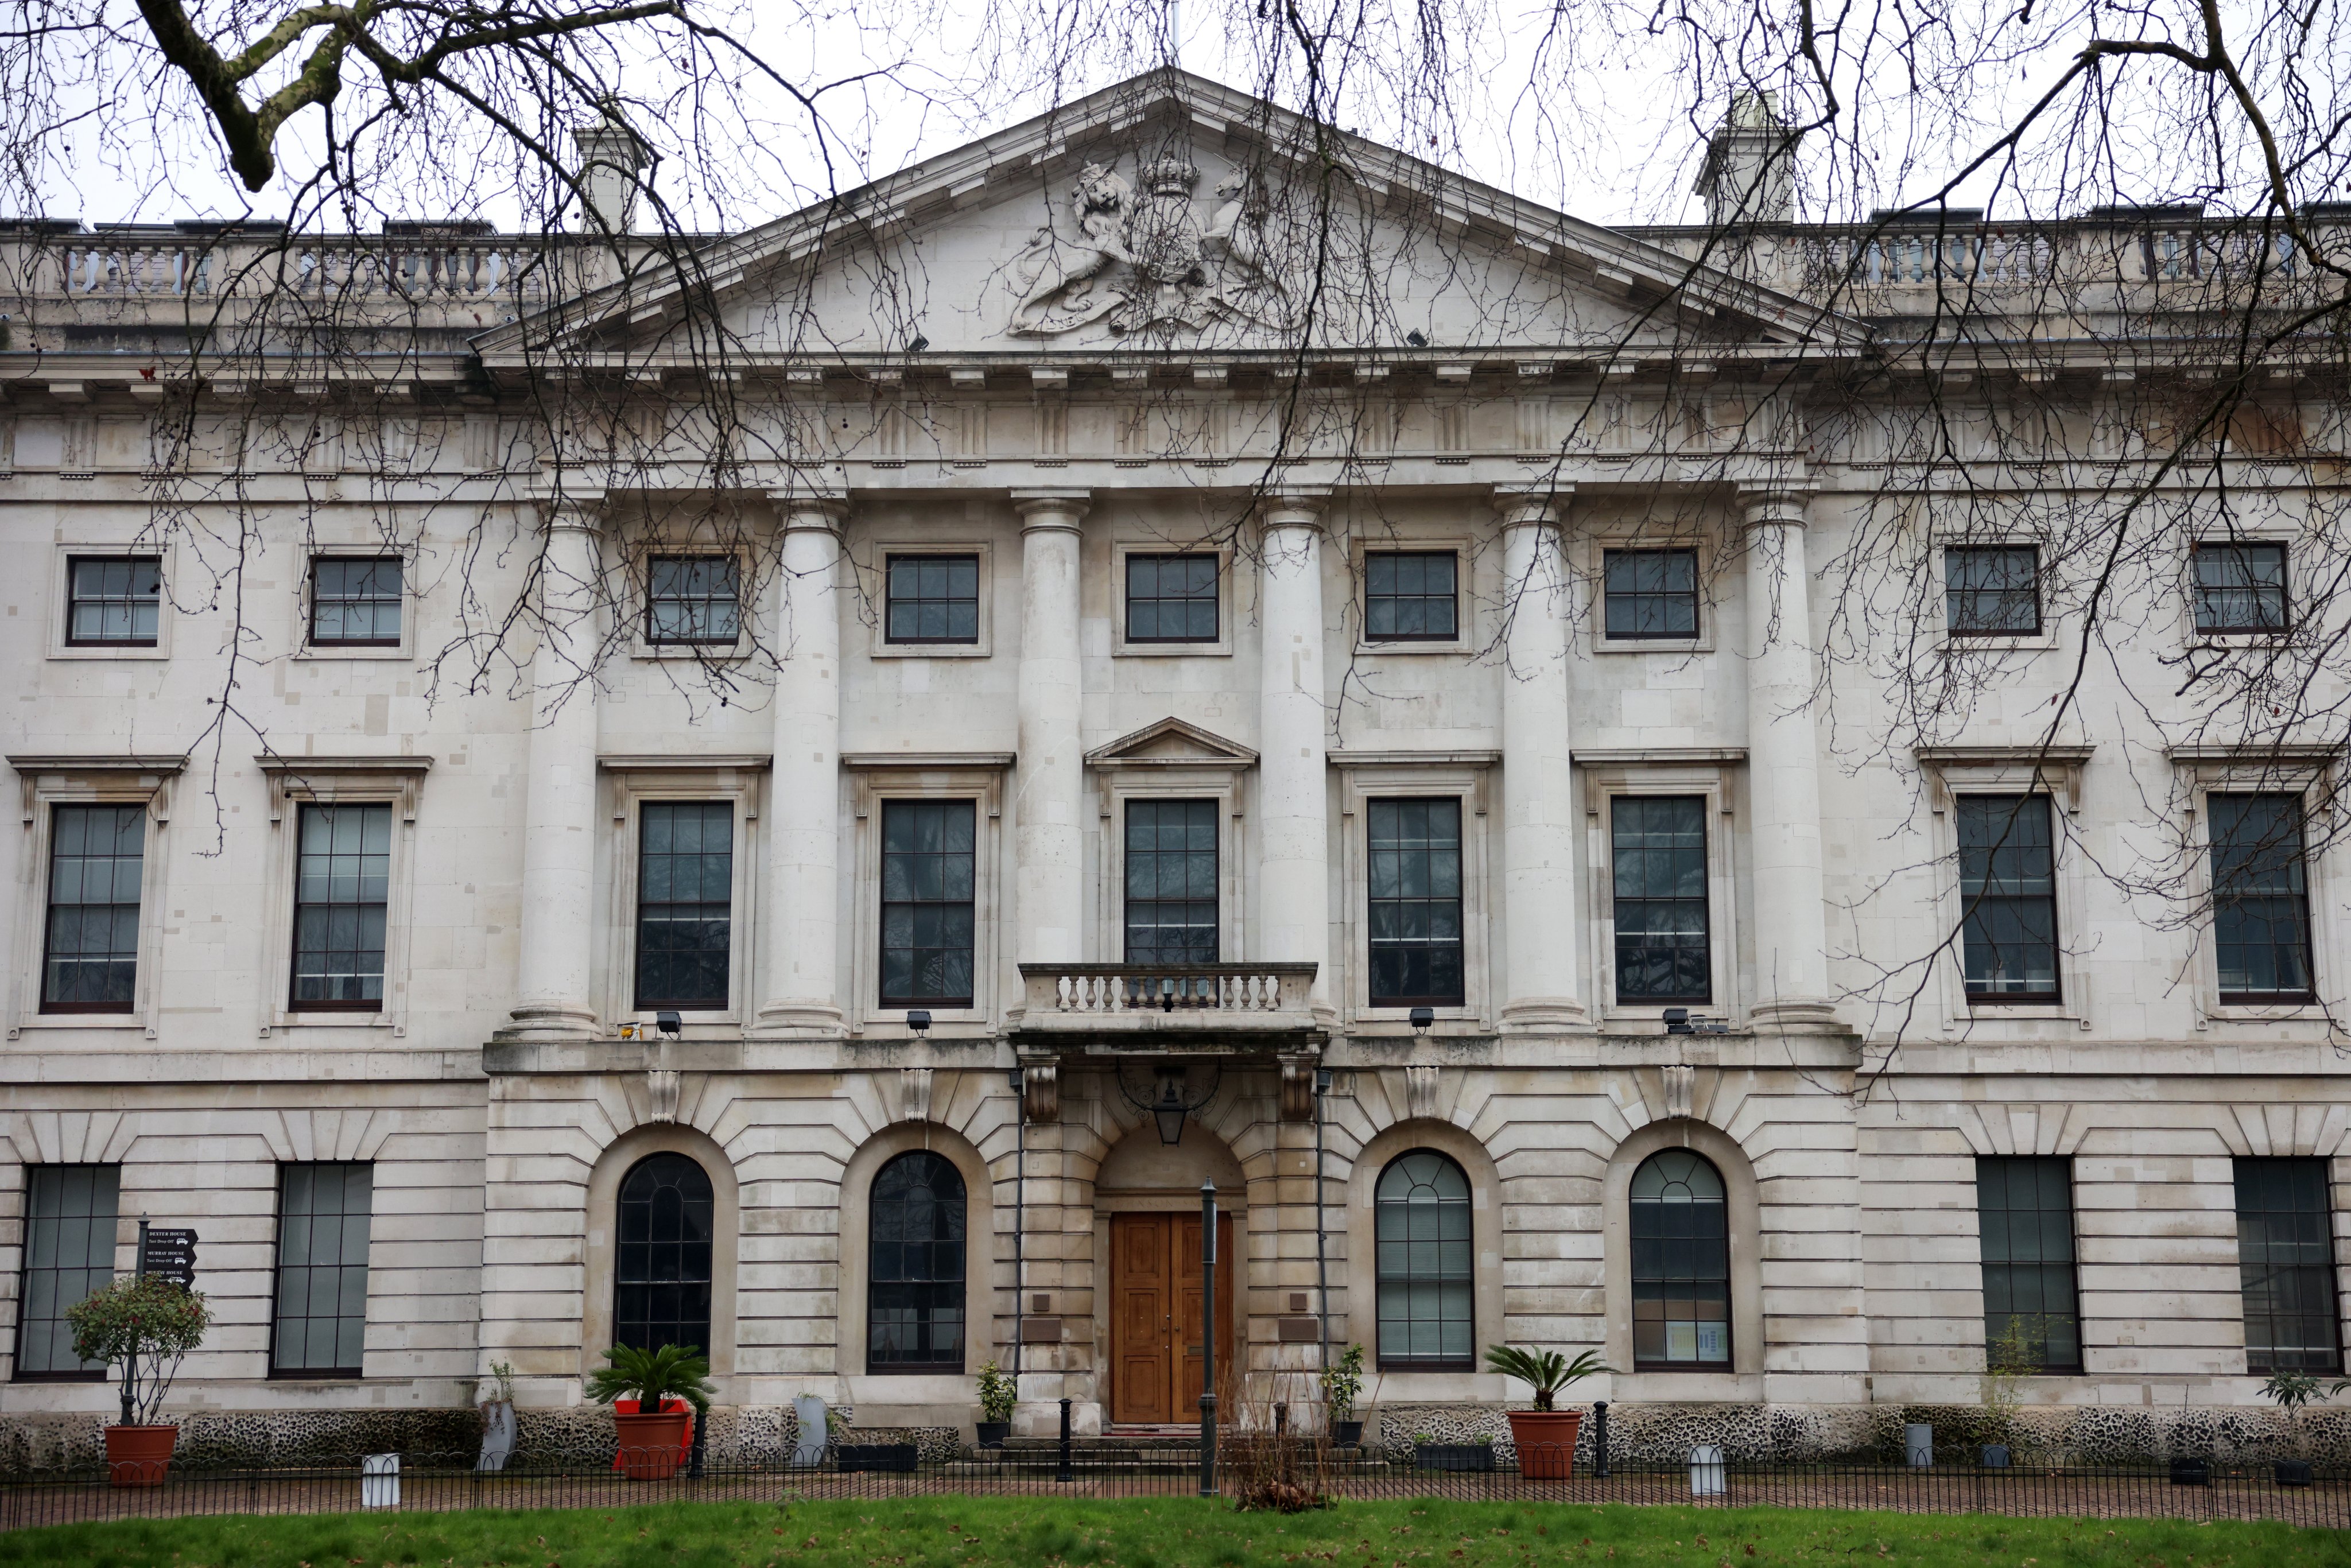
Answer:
[
  {"left": 1592, "top": 1401, "right": 1609, "bottom": 1480},
  {"left": 1198, "top": 1181, "right": 1218, "bottom": 1497},
  {"left": 1057, "top": 1398, "right": 1073, "bottom": 1482}
]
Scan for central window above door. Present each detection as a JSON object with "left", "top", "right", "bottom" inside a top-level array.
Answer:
[{"left": 1124, "top": 800, "right": 1219, "bottom": 964}]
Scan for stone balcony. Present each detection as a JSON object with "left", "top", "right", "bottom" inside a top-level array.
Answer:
[{"left": 1010, "top": 961, "right": 1322, "bottom": 1050}]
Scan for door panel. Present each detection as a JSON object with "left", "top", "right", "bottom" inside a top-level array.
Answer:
[
  {"left": 1174, "top": 1213, "right": 1234, "bottom": 1421},
  {"left": 1109, "top": 1214, "right": 1171, "bottom": 1425}
]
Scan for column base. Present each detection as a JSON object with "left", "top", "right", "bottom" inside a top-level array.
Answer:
[
  {"left": 1498, "top": 998, "right": 1592, "bottom": 1033},
  {"left": 494, "top": 1002, "right": 600, "bottom": 1042},
  {"left": 1745, "top": 998, "right": 1849, "bottom": 1034},
  {"left": 744, "top": 1003, "right": 848, "bottom": 1041}
]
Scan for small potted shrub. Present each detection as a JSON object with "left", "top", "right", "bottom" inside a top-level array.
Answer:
[
  {"left": 2259, "top": 1370, "right": 2350, "bottom": 1487},
  {"left": 1484, "top": 1345, "right": 1610, "bottom": 1480},
  {"left": 588, "top": 1342, "right": 713, "bottom": 1480},
  {"left": 975, "top": 1359, "right": 1015, "bottom": 1448},
  {"left": 1321, "top": 1343, "right": 1366, "bottom": 1447},
  {"left": 67, "top": 1274, "right": 212, "bottom": 1488}
]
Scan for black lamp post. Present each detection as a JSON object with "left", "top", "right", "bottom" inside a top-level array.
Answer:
[{"left": 1198, "top": 1181, "right": 1218, "bottom": 1496}]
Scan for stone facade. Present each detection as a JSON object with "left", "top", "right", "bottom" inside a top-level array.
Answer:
[{"left": 0, "top": 70, "right": 2345, "bottom": 1465}]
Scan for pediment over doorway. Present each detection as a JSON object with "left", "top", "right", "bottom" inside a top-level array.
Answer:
[{"left": 1085, "top": 716, "right": 1258, "bottom": 770}]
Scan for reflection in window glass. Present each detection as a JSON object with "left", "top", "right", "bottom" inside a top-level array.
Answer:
[
  {"left": 885, "top": 555, "right": 981, "bottom": 645},
  {"left": 1611, "top": 797, "right": 1710, "bottom": 1003},
  {"left": 635, "top": 802, "right": 733, "bottom": 1010},
  {"left": 42, "top": 805, "right": 143, "bottom": 1012},
  {"left": 615, "top": 1152, "right": 715, "bottom": 1354},
  {"left": 2210, "top": 794, "right": 2315, "bottom": 1003},
  {"left": 2235, "top": 1157, "right": 2341, "bottom": 1375},
  {"left": 1124, "top": 800, "right": 1219, "bottom": 964},
  {"left": 311, "top": 558, "right": 404, "bottom": 646},
  {"left": 1631, "top": 1150, "right": 1731, "bottom": 1368},
  {"left": 1945, "top": 546, "right": 2041, "bottom": 636},
  {"left": 1125, "top": 555, "right": 1219, "bottom": 642},
  {"left": 67, "top": 557, "right": 161, "bottom": 646},
  {"left": 292, "top": 803, "right": 391, "bottom": 1009},
  {"left": 647, "top": 557, "right": 742, "bottom": 645},
  {"left": 1603, "top": 549, "right": 1698, "bottom": 639},
  {"left": 1367, "top": 799, "right": 1464, "bottom": 1007},
  {"left": 271, "top": 1162, "right": 374, "bottom": 1376},
  {"left": 1375, "top": 1151, "right": 1473, "bottom": 1369},
  {"left": 880, "top": 800, "right": 976, "bottom": 1007},
  {"left": 1957, "top": 795, "right": 2059, "bottom": 1000},
  {"left": 1365, "top": 552, "right": 1458, "bottom": 641},
  {"left": 2193, "top": 541, "right": 2289, "bottom": 633},
  {"left": 1975, "top": 1156, "right": 2081, "bottom": 1372},
  {"left": 14, "top": 1165, "right": 120, "bottom": 1377},
  {"left": 868, "top": 1151, "right": 966, "bottom": 1372}
]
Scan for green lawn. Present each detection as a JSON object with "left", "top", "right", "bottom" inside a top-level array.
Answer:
[{"left": 3, "top": 1496, "right": 2346, "bottom": 1568}]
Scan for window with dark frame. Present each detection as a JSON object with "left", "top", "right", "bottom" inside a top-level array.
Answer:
[
  {"left": 1124, "top": 554, "right": 1219, "bottom": 643},
  {"left": 2234, "top": 1156, "right": 2342, "bottom": 1375},
  {"left": 880, "top": 799, "right": 976, "bottom": 1008},
  {"left": 309, "top": 558, "right": 404, "bottom": 647},
  {"left": 867, "top": 1151, "right": 967, "bottom": 1373},
  {"left": 1974, "top": 1155, "right": 2082, "bottom": 1373},
  {"left": 1124, "top": 799, "right": 1219, "bottom": 965},
  {"left": 65, "top": 557, "right": 161, "bottom": 647},
  {"left": 1945, "top": 545, "right": 2042, "bottom": 636},
  {"left": 1366, "top": 798, "right": 1465, "bottom": 1008},
  {"left": 1364, "top": 551, "right": 1459, "bottom": 642},
  {"left": 40, "top": 804, "right": 143, "bottom": 1013},
  {"left": 634, "top": 802, "right": 734, "bottom": 1011},
  {"left": 2210, "top": 793, "right": 2317, "bottom": 1004},
  {"left": 646, "top": 556, "right": 743, "bottom": 646},
  {"left": 13, "top": 1164, "right": 120, "bottom": 1379},
  {"left": 1602, "top": 548, "right": 1700, "bottom": 640},
  {"left": 884, "top": 554, "right": 981, "bottom": 645},
  {"left": 1630, "top": 1149, "right": 1733, "bottom": 1369},
  {"left": 2193, "top": 541, "right": 2290, "bottom": 634},
  {"left": 270, "top": 1162, "right": 373, "bottom": 1377},
  {"left": 1611, "top": 795, "right": 1711, "bottom": 1004},
  {"left": 614, "top": 1152, "right": 715, "bottom": 1354},
  {"left": 1957, "top": 794, "right": 2061, "bottom": 1002},
  {"left": 291, "top": 802, "right": 391, "bottom": 1011},
  {"left": 1374, "top": 1150, "right": 1474, "bottom": 1370}
]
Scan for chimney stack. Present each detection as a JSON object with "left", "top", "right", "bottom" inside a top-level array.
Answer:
[
  {"left": 575, "top": 102, "right": 655, "bottom": 236},
  {"left": 1694, "top": 90, "right": 1797, "bottom": 228}
]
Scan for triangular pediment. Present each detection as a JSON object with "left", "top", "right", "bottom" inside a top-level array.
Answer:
[
  {"left": 1086, "top": 717, "right": 1258, "bottom": 770},
  {"left": 475, "top": 69, "right": 1867, "bottom": 367}
]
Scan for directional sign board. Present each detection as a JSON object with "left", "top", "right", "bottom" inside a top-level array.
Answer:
[{"left": 140, "top": 1228, "right": 196, "bottom": 1288}]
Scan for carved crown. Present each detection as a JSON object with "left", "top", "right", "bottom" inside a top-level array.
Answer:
[{"left": 1138, "top": 158, "right": 1199, "bottom": 197}]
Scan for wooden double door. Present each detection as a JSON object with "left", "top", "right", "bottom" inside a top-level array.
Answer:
[{"left": 1108, "top": 1211, "right": 1234, "bottom": 1426}]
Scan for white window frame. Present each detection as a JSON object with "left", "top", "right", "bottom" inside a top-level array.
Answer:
[
  {"left": 864, "top": 539, "right": 995, "bottom": 660},
  {"left": 1352, "top": 538, "right": 1475, "bottom": 657},
  {"left": 1932, "top": 535, "right": 2059, "bottom": 653},
  {"left": 599, "top": 756, "right": 769, "bottom": 1032},
  {"left": 1333, "top": 751, "right": 1496, "bottom": 1032},
  {"left": 256, "top": 756, "right": 430, "bottom": 1038},
  {"left": 627, "top": 545, "right": 756, "bottom": 662},
  {"left": 1915, "top": 746, "right": 2095, "bottom": 1031},
  {"left": 1085, "top": 718, "right": 1258, "bottom": 964},
  {"left": 48, "top": 543, "right": 172, "bottom": 661},
  {"left": 1580, "top": 525, "right": 1716, "bottom": 657},
  {"left": 2171, "top": 747, "right": 2342, "bottom": 1030},
  {"left": 1578, "top": 751, "right": 1742, "bottom": 1028},
  {"left": 1112, "top": 540, "right": 1235, "bottom": 658},
  {"left": 5, "top": 755, "right": 185, "bottom": 1041},
  {"left": 296, "top": 546, "right": 416, "bottom": 662},
  {"left": 2183, "top": 525, "right": 2299, "bottom": 650},
  {"left": 845, "top": 753, "right": 1010, "bottom": 1039}
]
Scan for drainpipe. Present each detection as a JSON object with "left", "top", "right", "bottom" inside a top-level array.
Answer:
[
  {"left": 1313, "top": 1070, "right": 1331, "bottom": 1383},
  {"left": 1009, "top": 1067, "right": 1026, "bottom": 1384}
]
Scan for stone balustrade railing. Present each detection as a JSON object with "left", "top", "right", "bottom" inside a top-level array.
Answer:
[{"left": 1017, "top": 962, "right": 1318, "bottom": 1020}]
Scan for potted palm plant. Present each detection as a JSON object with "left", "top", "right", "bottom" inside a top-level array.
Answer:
[
  {"left": 66, "top": 1274, "right": 212, "bottom": 1488},
  {"left": 1484, "top": 1345, "right": 1610, "bottom": 1480},
  {"left": 588, "top": 1342, "right": 713, "bottom": 1480},
  {"left": 975, "top": 1359, "right": 1015, "bottom": 1447},
  {"left": 1321, "top": 1343, "right": 1366, "bottom": 1447}
]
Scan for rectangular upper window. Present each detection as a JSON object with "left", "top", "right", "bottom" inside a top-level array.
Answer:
[
  {"left": 880, "top": 799, "right": 976, "bottom": 1008},
  {"left": 1364, "top": 552, "right": 1458, "bottom": 642},
  {"left": 1957, "top": 794, "right": 2059, "bottom": 1002},
  {"left": 1124, "top": 799, "right": 1218, "bottom": 965},
  {"left": 13, "top": 1164, "right": 119, "bottom": 1380},
  {"left": 1611, "top": 795, "right": 1711, "bottom": 1004},
  {"left": 1124, "top": 554, "right": 1219, "bottom": 644},
  {"left": 2194, "top": 541, "right": 2290, "bottom": 634},
  {"left": 884, "top": 554, "right": 980, "bottom": 645},
  {"left": 1975, "top": 1155, "right": 2082, "bottom": 1373},
  {"left": 2234, "top": 1156, "right": 2341, "bottom": 1375},
  {"left": 646, "top": 556, "right": 742, "bottom": 646},
  {"left": 309, "top": 558, "right": 403, "bottom": 647},
  {"left": 2210, "top": 793, "right": 2315, "bottom": 1004},
  {"left": 291, "top": 802, "right": 391, "bottom": 1011},
  {"left": 270, "top": 1162, "right": 373, "bottom": 1379},
  {"left": 41, "top": 804, "right": 143, "bottom": 1014},
  {"left": 634, "top": 801, "right": 734, "bottom": 1011},
  {"left": 1366, "top": 798, "right": 1465, "bottom": 1008},
  {"left": 1945, "top": 546, "right": 2042, "bottom": 636},
  {"left": 1602, "top": 548, "right": 1698, "bottom": 640},
  {"left": 65, "top": 557, "right": 161, "bottom": 647}
]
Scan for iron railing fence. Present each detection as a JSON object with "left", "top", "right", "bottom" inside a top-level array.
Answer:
[{"left": 5, "top": 1445, "right": 2350, "bottom": 1533}]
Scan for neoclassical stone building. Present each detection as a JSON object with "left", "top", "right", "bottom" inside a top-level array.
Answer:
[{"left": 0, "top": 69, "right": 2344, "bottom": 1461}]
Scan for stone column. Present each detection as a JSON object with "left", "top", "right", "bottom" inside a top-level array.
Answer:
[
  {"left": 1496, "top": 491, "right": 1588, "bottom": 1031},
  {"left": 1740, "top": 485, "right": 1838, "bottom": 1028},
  {"left": 751, "top": 494, "right": 847, "bottom": 1037},
  {"left": 1258, "top": 494, "right": 1331, "bottom": 1011},
  {"left": 1013, "top": 491, "right": 1089, "bottom": 969},
  {"left": 506, "top": 495, "right": 603, "bottom": 1039}
]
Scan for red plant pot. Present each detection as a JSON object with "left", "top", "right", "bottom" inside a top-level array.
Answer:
[
  {"left": 1504, "top": 1410, "right": 1582, "bottom": 1480},
  {"left": 104, "top": 1423, "right": 178, "bottom": 1488},
  {"left": 613, "top": 1404, "right": 692, "bottom": 1480}
]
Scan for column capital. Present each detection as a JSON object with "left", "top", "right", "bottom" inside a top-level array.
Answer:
[
  {"left": 767, "top": 490, "right": 848, "bottom": 533},
  {"left": 532, "top": 491, "right": 604, "bottom": 532},
  {"left": 1258, "top": 489, "right": 1328, "bottom": 532},
  {"left": 1491, "top": 485, "right": 1570, "bottom": 530},
  {"left": 1012, "top": 489, "right": 1091, "bottom": 531},
  {"left": 1736, "top": 480, "right": 1817, "bottom": 530}
]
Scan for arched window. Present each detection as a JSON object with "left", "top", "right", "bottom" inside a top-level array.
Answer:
[
  {"left": 1630, "top": 1149, "right": 1731, "bottom": 1368},
  {"left": 1375, "top": 1150, "right": 1473, "bottom": 1369},
  {"left": 615, "top": 1152, "right": 715, "bottom": 1354},
  {"left": 868, "top": 1151, "right": 966, "bottom": 1372}
]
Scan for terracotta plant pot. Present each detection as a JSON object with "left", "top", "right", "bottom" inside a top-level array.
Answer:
[
  {"left": 104, "top": 1423, "right": 178, "bottom": 1488},
  {"left": 613, "top": 1406, "right": 693, "bottom": 1480},
  {"left": 1504, "top": 1410, "right": 1583, "bottom": 1480}
]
